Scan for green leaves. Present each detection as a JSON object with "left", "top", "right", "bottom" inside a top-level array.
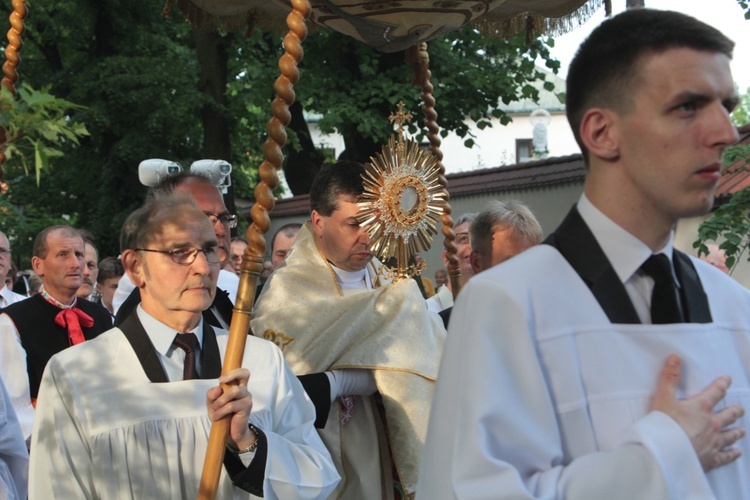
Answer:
[
  {"left": 694, "top": 143, "right": 750, "bottom": 273},
  {"left": 693, "top": 85, "right": 750, "bottom": 272},
  {"left": 739, "top": 1, "right": 750, "bottom": 19},
  {"left": 1, "top": 85, "right": 89, "bottom": 183},
  {"left": 731, "top": 87, "right": 750, "bottom": 126}
]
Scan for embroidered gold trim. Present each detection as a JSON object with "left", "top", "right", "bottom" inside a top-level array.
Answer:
[{"left": 262, "top": 329, "right": 293, "bottom": 351}]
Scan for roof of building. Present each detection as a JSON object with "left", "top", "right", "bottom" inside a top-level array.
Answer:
[
  {"left": 257, "top": 123, "right": 750, "bottom": 218},
  {"left": 266, "top": 153, "right": 586, "bottom": 217},
  {"left": 444, "top": 153, "right": 584, "bottom": 197}
]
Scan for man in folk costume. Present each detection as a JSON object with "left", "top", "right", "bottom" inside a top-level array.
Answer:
[
  {"left": 29, "top": 195, "right": 339, "bottom": 499},
  {"left": 252, "top": 161, "right": 446, "bottom": 499},
  {"left": 0, "top": 226, "right": 112, "bottom": 441},
  {"left": 418, "top": 9, "right": 749, "bottom": 499}
]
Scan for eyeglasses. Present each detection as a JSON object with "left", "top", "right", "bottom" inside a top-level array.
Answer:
[
  {"left": 455, "top": 232, "right": 470, "bottom": 246},
  {"left": 135, "top": 246, "right": 221, "bottom": 266},
  {"left": 205, "top": 213, "right": 238, "bottom": 229}
]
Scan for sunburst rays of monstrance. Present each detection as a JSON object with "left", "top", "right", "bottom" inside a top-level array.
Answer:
[{"left": 357, "top": 102, "right": 448, "bottom": 281}]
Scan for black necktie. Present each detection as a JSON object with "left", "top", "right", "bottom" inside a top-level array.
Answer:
[
  {"left": 640, "top": 254, "right": 685, "bottom": 324},
  {"left": 173, "top": 333, "right": 199, "bottom": 380}
]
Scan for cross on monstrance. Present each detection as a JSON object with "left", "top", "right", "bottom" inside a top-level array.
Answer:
[{"left": 388, "top": 101, "right": 413, "bottom": 157}]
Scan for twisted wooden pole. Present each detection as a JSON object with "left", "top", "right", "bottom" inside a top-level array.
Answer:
[
  {"left": 197, "top": 0, "right": 310, "bottom": 498},
  {"left": 409, "top": 43, "right": 460, "bottom": 298},
  {"left": 1, "top": 0, "right": 27, "bottom": 181}
]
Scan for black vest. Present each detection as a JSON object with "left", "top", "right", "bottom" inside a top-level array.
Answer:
[{"left": 3, "top": 294, "right": 113, "bottom": 398}]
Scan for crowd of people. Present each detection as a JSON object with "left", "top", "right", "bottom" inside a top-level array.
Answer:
[{"left": 0, "top": 8, "right": 748, "bottom": 499}]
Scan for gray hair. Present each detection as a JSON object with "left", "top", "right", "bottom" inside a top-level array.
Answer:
[
  {"left": 120, "top": 195, "right": 203, "bottom": 253},
  {"left": 454, "top": 213, "right": 478, "bottom": 229},
  {"left": 470, "top": 200, "right": 543, "bottom": 257}
]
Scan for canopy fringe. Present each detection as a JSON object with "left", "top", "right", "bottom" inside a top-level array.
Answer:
[{"left": 473, "top": 0, "right": 605, "bottom": 41}]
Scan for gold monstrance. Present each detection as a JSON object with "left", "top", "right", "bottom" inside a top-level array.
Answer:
[{"left": 357, "top": 102, "right": 448, "bottom": 281}]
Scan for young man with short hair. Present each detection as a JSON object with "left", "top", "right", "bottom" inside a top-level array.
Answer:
[{"left": 419, "top": 10, "right": 747, "bottom": 498}]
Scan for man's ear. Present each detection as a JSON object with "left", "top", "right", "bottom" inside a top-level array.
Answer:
[
  {"left": 580, "top": 108, "right": 620, "bottom": 162},
  {"left": 310, "top": 210, "right": 325, "bottom": 238},
  {"left": 31, "top": 256, "right": 44, "bottom": 277},
  {"left": 469, "top": 251, "right": 482, "bottom": 275},
  {"left": 122, "top": 250, "right": 146, "bottom": 288}
]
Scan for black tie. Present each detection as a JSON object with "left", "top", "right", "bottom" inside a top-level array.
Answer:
[
  {"left": 173, "top": 333, "right": 199, "bottom": 380},
  {"left": 640, "top": 254, "right": 685, "bottom": 324}
]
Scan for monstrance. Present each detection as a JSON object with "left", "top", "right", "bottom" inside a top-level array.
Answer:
[{"left": 357, "top": 102, "right": 447, "bottom": 281}]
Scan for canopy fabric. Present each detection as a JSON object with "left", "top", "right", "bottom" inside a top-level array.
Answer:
[{"left": 177, "top": 0, "right": 604, "bottom": 51}]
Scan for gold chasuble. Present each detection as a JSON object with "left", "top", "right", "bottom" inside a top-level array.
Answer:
[{"left": 252, "top": 223, "right": 446, "bottom": 499}]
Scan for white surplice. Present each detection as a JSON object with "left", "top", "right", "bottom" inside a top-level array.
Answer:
[
  {"left": 0, "top": 314, "right": 34, "bottom": 441},
  {"left": 29, "top": 327, "right": 339, "bottom": 499},
  {"left": 418, "top": 245, "right": 750, "bottom": 499},
  {"left": 0, "top": 376, "right": 28, "bottom": 500},
  {"left": 0, "top": 286, "right": 25, "bottom": 309}
]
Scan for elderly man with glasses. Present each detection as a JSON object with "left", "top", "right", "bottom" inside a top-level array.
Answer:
[
  {"left": 29, "top": 195, "right": 339, "bottom": 499},
  {"left": 113, "top": 172, "right": 239, "bottom": 328}
]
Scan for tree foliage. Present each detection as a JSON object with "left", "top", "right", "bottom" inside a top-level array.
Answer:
[
  {"left": 300, "top": 26, "right": 559, "bottom": 152},
  {"left": 738, "top": 0, "right": 750, "bottom": 19},
  {"left": 228, "top": 25, "right": 559, "bottom": 193},
  {"left": 1, "top": 85, "right": 89, "bottom": 184},
  {"left": 0, "top": 0, "right": 208, "bottom": 265},
  {"left": 731, "top": 87, "right": 750, "bottom": 126},
  {"left": 694, "top": 177, "right": 750, "bottom": 273},
  {"left": 1, "top": 1, "right": 558, "bottom": 266},
  {"left": 693, "top": 87, "right": 750, "bottom": 272}
]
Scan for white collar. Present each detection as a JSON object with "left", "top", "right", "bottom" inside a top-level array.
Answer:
[
  {"left": 577, "top": 194, "right": 677, "bottom": 284},
  {"left": 136, "top": 305, "right": 204, "bottom": 357},
  {"left": 330, "top": 264, "right": 372, "bottom": 290}
]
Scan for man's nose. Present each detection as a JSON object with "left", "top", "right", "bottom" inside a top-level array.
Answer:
[
  {"left": 712, "top": 103, "right": 740, "bottom": 148},
  {"left": 192, "top": 251, "right": 213, "bottom": 273},
  {"left": 212, "top": 218, "right": 227, "bottom": 238},
  {"left": 358, "top": 229, "right": 371, "bottom": 246}
]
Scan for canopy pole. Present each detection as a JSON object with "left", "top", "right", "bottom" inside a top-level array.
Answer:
[
  {"left": 1, "top": 0, "right": 27, "bottom": 181},
  {"left": 197, "top": 1, "right": 310, "bottom": 498},
  {"left": 408, "top": 42, "right": 460, "bottom": 298}
]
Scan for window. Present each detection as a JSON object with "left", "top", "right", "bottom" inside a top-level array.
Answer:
[{"left": 516, "top": 139, "right": 533, "bottom": 163}]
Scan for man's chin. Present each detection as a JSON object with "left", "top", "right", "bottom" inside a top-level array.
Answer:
[{"left": 345, "top": 257, "right": 373, "bottom": 272}]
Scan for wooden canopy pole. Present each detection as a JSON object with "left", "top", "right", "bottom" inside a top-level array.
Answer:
[
  {"left": 197, "top": 0, "right": 310, "bottom": 498},
  {"left": 408, "top": 43, "right": 460, "bottom": 298},
  {"left": 1, "top": 0, "right": 27, "bottom": 181}
]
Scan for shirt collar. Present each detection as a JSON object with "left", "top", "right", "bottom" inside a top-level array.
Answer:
[
  {"left": 40, "top": 287, "right": 77, "bottom": 309},
  {"left": 577, "top": 194, "right": 676, "bottom": 284},
  {"left": 330, "top": 264, "right": 373, "bottom": 290},
  {"left": 0, "top": 285, "right": 12, "bottom": 306},
  {"left": 136, "top": 304, "right": 204, "bottom": 358}
]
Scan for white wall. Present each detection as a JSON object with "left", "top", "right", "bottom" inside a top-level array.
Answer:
[
  {"left": 307, "top": 110, "right": 579, "bottom": 176},
  {"left": 438, "top": 111, "right": 578, "bottom": 173}
]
